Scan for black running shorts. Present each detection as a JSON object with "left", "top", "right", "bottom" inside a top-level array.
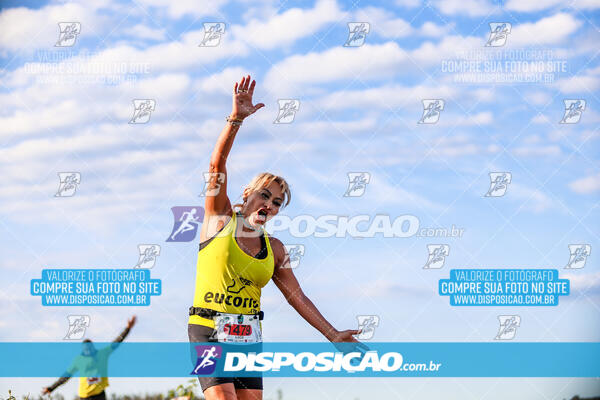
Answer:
[{"left": 187, "top": 324, "right": 263, "bottom": 391}]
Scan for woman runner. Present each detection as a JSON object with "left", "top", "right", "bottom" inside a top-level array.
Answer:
[{"left": 188, "top": 75, "right": 363, "bottom": 400}]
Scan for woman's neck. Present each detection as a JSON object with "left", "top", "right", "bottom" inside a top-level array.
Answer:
[{"left": 237, "top": 211, "right": 261, "bottom": 234}]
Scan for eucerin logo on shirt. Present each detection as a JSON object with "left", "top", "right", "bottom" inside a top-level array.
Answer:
[{"left": 203, "top": 291, "right": 259, "bottom": 309}]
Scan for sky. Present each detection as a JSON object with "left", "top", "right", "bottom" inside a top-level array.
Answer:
[{"left": 1, "top": 0, "right": 599, "bottom": 398}]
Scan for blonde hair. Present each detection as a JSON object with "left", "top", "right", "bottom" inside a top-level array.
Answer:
[{"left": 233, "top": 172, "right": 291, "bottom": 210}]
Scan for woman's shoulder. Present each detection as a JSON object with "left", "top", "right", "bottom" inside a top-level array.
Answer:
[
  {"left": 266, "top": 235, "right": 286, "bottom": 264},
  {"left": 200, "top": 210, "right": 235, "bottom": 242}
]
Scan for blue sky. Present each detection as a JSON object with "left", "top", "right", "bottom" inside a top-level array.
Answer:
[{"left": 1, "top": 0, "right": 599, "bottom": 398}]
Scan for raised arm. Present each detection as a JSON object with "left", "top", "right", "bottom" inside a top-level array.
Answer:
[
  {"left": 42, "top": 373, "right": 72, "bottom": 395},
  {"left": 110, "top": 315, "right": 136, "bottom": 350},
  {"left": 204, "top": 75, "right": 265, "bottom": 220}
]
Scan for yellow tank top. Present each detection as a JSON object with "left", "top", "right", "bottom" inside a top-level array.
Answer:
[{"left": 188, "top": 211, "right": 275, "bottom": 328}]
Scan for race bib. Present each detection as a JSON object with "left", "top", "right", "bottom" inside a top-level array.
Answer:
[{"left": 212, "top": 313, "right": 262, "bottom": 343}]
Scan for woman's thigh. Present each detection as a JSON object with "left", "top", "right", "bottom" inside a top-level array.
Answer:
[
  {"left": 235, "top": 389, "right": 262, "bottom": 400},
  {"left": 203, "top": 382, "right": 237, "bottom": 400}
]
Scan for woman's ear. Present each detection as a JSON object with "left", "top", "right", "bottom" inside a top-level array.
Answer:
[{"left": 242, "top": 187, "right": 250, "bottom": 201}]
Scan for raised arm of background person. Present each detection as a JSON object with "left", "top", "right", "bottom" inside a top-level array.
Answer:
[
  {"left": 204, "top": 74, "right": 265, "bottom": 219},
  {"left": 110, "top": 315, "right": 136, "bottom": 351},
  {"left": 270, "top": 238, "right": 362, "bottom": 343},
  {"left": 42, "top": 371, "right": 73, "bottom": 395}
]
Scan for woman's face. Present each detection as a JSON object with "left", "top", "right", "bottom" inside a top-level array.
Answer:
[{"left": 242, "top": 181, "right": 284, "bottom": 229}]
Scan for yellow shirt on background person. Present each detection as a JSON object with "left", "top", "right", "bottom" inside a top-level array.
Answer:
[{"left": 67, "top": 346, "right": 113, "bottom": 398}]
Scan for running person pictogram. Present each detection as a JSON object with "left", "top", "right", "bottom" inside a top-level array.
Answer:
[{"left": 188, "top": 75, "right": 366, "bottom": 400}]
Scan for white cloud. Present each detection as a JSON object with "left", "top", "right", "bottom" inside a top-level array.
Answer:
[
  {"left": 353, "top": 7, "right": 413, "bottom": 38},
  {"left": 123, "top": 24, "right": 166, "bottom": 41},
  {"left": 264, "top": 42, "right": 409, "bottom": 93},
  {"left": 531, "top": 113, "right": 552, "bottom": 124},
  {"left": 581, "top": 129, "right": 600, "bottom": 141},
  {"left": 512, "top": 144, "right": 562, "bottom": 156},
  {"left": 194, "top": 67, "right": 254, "bottom": 93},
  {"left": 367, "top": 175, "right": 443, "bottom": 211},
  {"left": 470, "top": 88, "right": 496, "bottom": 103},
  {"left": 133, "top": 0, "right": 228, "bottom": 19},
  {"left": 295, "top": 117, "right": 378, "bottom": 136},
  {"left": 432, "top": 0, "right": 496, "bottom": 16},
  {"left": 509, "top": 13, "right": 582, "bottom": 47},
  {"left": 0, "top": 73, "right": 192, "bottom": 137},
  {"left": 429, "top": 133, "right": 498, "bottom": 157},
  {"left": 0, "top": 99, "right": 84, "bottom": 136},
  {"left": 419, "top": 21, "right": 455, "bottom": 37},
  {"left": 313, "top": 83, "right": 457, "bottom": 112},
  {"left": 569, "top": 173, "right": 600, "bottom": 194},
  {"left": 230, "top": 0, "right": 345, "bottom": 50},
  {"left": 504, "top": 0, "right": 600, "bottom": 12},
  {"left": 451, "top": 111, "right": 494, "bottom": 126},
  {"left": 505, "top": 0, "right": 562, "bottom": 12},
  {"left": 264, "top": 35, "right": 481, "bottom": 93},
  {"left": 571, "top": 0, "right": 600, "bottom": 9},
  {"left": 524, "top": 91, "right": 552, "bottom": 106},
  {"left": 509, "top": 183, "right": 555, "bottom": 213},
  {"left": 410, "top": 35, "right": 482, "bottom": 65},
  {"left": 395, "top": 0, "right": 422, "bottom": 8},
  {"left": 0, "top": 2, "right": 107, "bottom": 53},
  {"left": 556, "top": 66, "right": 600, "bottom": 94},
  {"left": 352, "top": 8, "right": 453, "bottom": 39},
  {"left": 2, "top": 32, "right": 250, "bottom": 90},
  {"left": 563, "top": 271, "right": 600, "bottom": 293}
]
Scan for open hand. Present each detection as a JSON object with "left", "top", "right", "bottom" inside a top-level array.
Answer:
[
  {"left": 231, "top": 74, "right": 265, "bottom": 120},
  {"left": 329, "top": 329, "right": 370, "bottom": 355}
]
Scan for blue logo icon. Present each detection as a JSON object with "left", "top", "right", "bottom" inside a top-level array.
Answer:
[
  {"left": 166, "top": 206, "right": 204, "bottom": 242},
  {"left": 191, "top": 345, "right": 222, "bottom": 375}
]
